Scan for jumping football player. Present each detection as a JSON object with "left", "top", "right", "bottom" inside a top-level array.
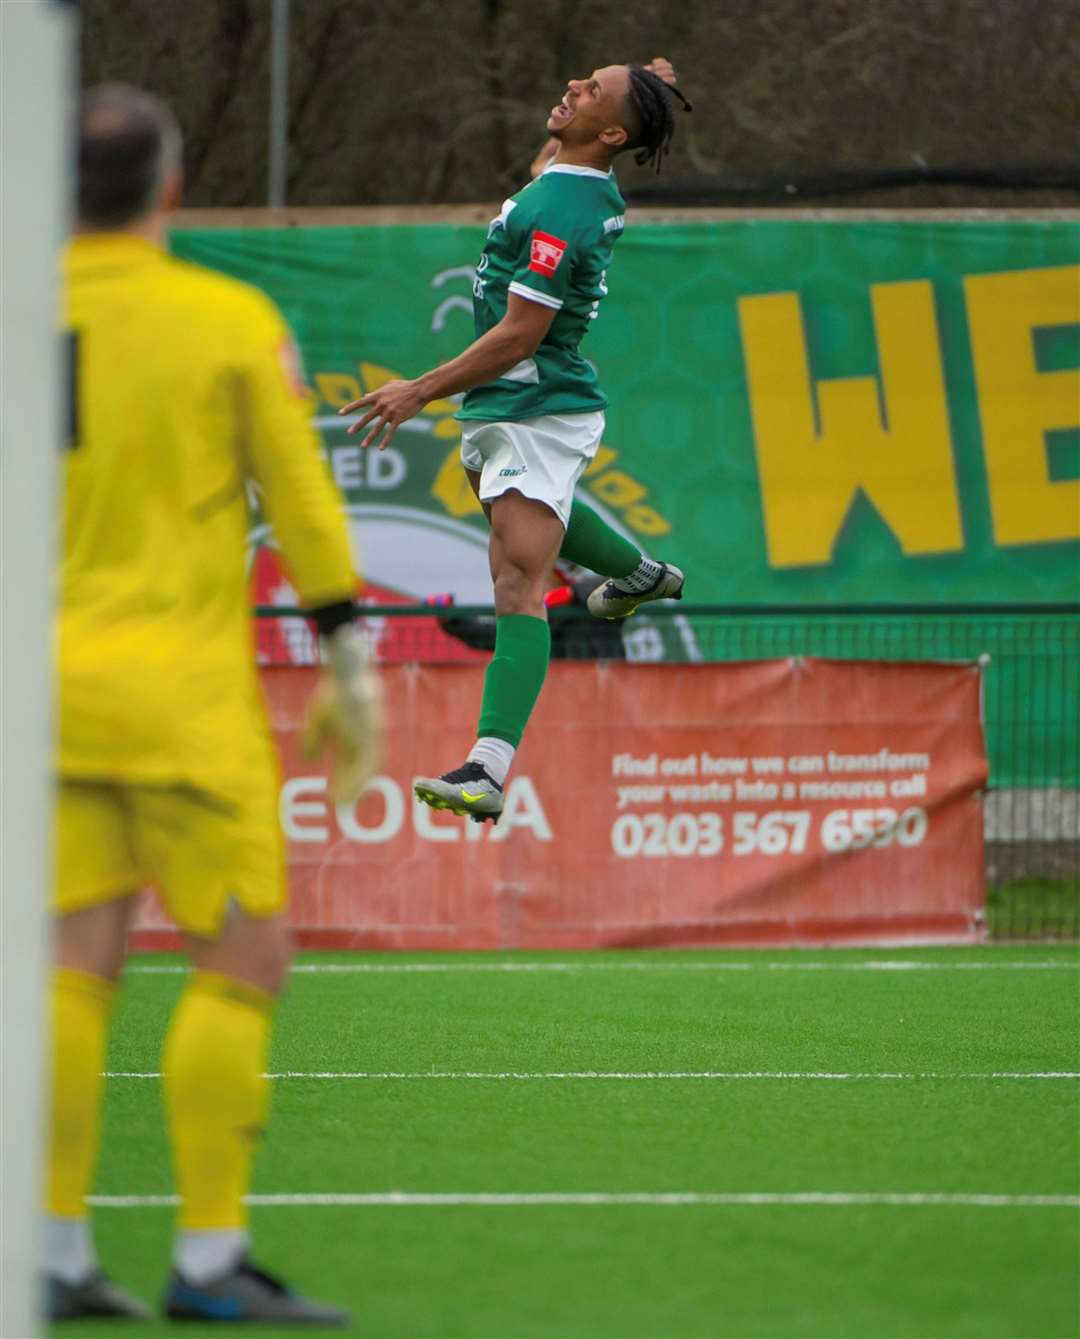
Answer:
[
  {"left": 341, "top": 62, "right": 691, "bottom": 823},
  {"left": 47, "top": 85, "right": 377, "bottom": 1324}
]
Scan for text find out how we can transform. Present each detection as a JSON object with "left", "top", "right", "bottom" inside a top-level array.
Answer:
[{"left": 611, "top": 750, "right": 931, "bottom": 809}]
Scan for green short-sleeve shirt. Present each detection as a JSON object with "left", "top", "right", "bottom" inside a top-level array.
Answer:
[{"left": 457, "top": 163, "right": 627, "bottom": 423}]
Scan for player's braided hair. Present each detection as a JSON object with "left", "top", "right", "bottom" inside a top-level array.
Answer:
[{"left": 623, "top": 65, "right": 693, "bottom": 174}]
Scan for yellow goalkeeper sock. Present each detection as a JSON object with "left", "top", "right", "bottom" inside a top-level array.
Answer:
[
  {"left": 163, "top": 971, "right": 274, "bottom": 1232},
  {"left": 47, "top": 967, "right": 115, "bottom": 1222}
]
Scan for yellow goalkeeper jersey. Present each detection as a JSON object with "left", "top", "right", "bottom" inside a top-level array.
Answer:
[{"left": 58, "top": 233, "right": 355, "bottom": 796}]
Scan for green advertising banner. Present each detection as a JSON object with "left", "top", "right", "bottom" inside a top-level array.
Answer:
[
  {"left": 171, "top": 219, "right": 1080, "bottom": 606},
  {"left": 169, "top": 220, "right": 1079, "bottom": 787}
]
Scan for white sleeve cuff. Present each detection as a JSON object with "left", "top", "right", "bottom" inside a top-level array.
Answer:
[{"left": 508, "top": 281, "right": 564, "bottom": 311}]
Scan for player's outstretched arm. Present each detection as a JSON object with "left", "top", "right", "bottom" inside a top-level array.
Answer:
[
  {"left": 338, "top": 294, "right": 556, "bottom": 450},
  {"left": 529, "top": 56, "right": 679, "bottom": 177},
  {"left": 244, "top": 328, "right": 355, "bottom": 604},
  {"left": 239, "top": 303, "right": 382, "bottom": 802}
]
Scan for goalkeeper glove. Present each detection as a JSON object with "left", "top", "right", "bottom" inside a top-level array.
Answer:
[{"left": 302, "top": 620, "right": 382, "bottom": 805}]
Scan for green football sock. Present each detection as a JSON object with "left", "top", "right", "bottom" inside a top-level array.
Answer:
[
  {"left": 477, "top": 613, "right": 551, "bottom": 746},
  {"left": 559, "top": 497, "right": 641, "bottom": 578}
]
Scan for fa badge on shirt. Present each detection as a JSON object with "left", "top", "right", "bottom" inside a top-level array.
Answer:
[{"left": 529, "top": 232, "right": 568, "bottom": 277}]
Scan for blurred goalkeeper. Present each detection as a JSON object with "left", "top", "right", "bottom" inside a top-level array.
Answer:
[{"left": 46, "top": 84, "right": 376, "bottom": 1326}]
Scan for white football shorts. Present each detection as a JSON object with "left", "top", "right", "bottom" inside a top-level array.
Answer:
[{"left": 459, "top": 410, "right": 605, "bottom": 528}]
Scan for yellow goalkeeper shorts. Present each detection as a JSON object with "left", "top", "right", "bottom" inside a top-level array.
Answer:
[{"left": 53, "top": 761, "right": 285, "bottom": 940}]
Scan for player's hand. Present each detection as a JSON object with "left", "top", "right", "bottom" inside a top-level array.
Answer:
[
  {"left": 301, "top": 623, "right": 382, "bottom": 805},
  {"left": 339, "top": 380, "right": 427, "bottom": 450},
  {"left": 530, "top": 136, "right": 559, "bottom": 178},
  {"left": 644, "top": 56, "right": 678, "bottom": 86}
]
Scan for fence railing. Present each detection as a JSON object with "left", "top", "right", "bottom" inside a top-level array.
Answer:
[{"left": 255, "top": 601, "right": 1080, "bottom": 941}]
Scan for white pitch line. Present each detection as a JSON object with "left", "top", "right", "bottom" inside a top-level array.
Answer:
[
  {"left": 87, "top": 1191, "right": 1080, "bottom": 1209},
  {"left": 104, "top": 1070, "right": 1080, "bottom": 1081},
  {"left": 125, "top": 960, "right": 1080, "bottom": 976}
]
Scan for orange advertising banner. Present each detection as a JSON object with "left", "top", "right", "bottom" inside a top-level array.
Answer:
[{"left": 136, "top": 658, "right": 988, "bottom": 949}]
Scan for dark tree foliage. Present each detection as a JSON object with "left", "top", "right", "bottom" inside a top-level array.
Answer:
[{"left": 81, "top": 0, "right": 1080, "bottom": 207}]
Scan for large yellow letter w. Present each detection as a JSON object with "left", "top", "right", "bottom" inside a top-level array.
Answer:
[{"left": 738, "top": 282, "right": 963, "bottom": 568}]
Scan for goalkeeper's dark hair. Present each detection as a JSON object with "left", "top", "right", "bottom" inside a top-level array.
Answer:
[
  {"left": 78, "top": 84, "right": 182, "bottom": 228},
  {"left": 622, "top": 65, "right": 692, "bottom": 174}
]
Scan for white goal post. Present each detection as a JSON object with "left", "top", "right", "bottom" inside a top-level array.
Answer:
[{"left": 1, "top": 2, "right": 75, "bottom": 1336}]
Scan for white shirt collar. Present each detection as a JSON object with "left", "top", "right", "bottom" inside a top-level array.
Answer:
[{"left": 542, "top": 162, "right": 613, "bottom": 180}]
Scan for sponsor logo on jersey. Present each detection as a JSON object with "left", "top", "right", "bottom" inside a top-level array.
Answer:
[
  {"left": 529, "top": 231, "right": 568, "bottom": 277},
  {"left": 603, "top": 214, "right": 625, "bottom": 234},
  {"left": 498, "top": 466, "right": 527, "bottom": 478}
]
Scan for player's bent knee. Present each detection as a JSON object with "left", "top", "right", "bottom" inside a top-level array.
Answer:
[
  {"left": 493, "top": 563, "right": 546, "bottom": 616},
  {"left": 186, "top": 909, "right": 294, "bottom": 998},
  {"left": 53, "top": 895, "right": 140, "bottom": 983}
]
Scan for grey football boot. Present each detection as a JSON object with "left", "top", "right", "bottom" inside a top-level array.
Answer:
[
  {"left": 47, "top": 1270, "right": 153, "bottom": 1322},
  {"left": 586, "top": 562, "right": 685, "bottom": 620},
  {"left": 414, "top": 761, "right": 503, "bottom": 823},
  {"left": 163, "top": 1256, "right": 346, "bottom": 1325}
]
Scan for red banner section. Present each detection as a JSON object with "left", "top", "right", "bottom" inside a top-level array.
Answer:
[{"left": 134, "top": 659, "right": 988, "bottom": 949}]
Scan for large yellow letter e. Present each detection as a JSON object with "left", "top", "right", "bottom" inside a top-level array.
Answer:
[{"left": 965, "top": 265, "right": 1080, "bottom": 547}]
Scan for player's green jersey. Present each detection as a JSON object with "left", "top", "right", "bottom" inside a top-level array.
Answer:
[{"left": 457, "top": 163, "right": 626, "bottom": 422}]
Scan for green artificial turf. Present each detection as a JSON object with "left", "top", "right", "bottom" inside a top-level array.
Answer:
[{"left": 55, "top": 946, "right": 1080, "bottom": 1339}]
